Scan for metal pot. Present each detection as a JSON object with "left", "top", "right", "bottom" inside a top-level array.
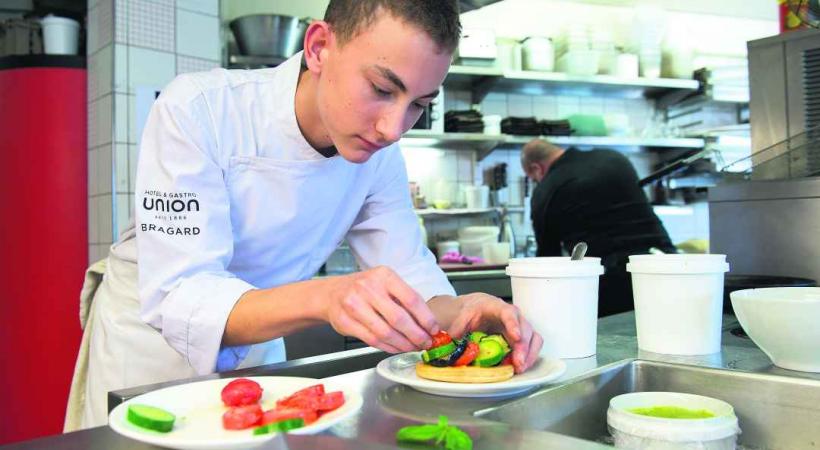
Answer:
[{"left": 229, "top": 14, "right": 308, "bottom": 58}]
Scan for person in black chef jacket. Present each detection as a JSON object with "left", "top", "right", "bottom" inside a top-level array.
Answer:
[{"left": 521, "top": 138, "right": 677, "bottom": 316}]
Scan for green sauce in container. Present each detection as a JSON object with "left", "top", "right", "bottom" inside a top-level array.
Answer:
[{"left": 628, "top": 406, "right": 716, "bottom": 419}]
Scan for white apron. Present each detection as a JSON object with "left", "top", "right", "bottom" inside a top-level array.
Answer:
[{"left": 64, "top": 248, "right": 280, "bottom": 431}]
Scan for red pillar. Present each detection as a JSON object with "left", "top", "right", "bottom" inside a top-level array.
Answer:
[{"left": 0, "top": 56, "right": 87, "bottom": 444}]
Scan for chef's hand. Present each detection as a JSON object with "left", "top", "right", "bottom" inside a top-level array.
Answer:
[
  {"left": 431, "top": 293, "right": 543, "bottom": 374},
  {"left": 324, "top": 266, "right": 440, "bottom": 353}
]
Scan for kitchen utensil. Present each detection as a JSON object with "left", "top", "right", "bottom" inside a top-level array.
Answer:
[
  {"left": 570, "top": 241, "right": 588, "bottom": 260},
  {"left": 229, "top": 14, "right": 307, "bottom": 58},
  {"left": 607, "top": 392, "right": 740, "bottom": 450},
  {"left": 108, "top": 376, "right": 363, "bottom": 450},
  {"left": 627, "top": 254, "right": 730, "bottom": 355},
  {"left": 375, "top": 352, "right": 566, "bottom": 398},
  {"left": 506, "top": 257, "right": 603, "bottom": 358},
  {"left": 731, "top": 287, "right": 820, "bottom": 372}
]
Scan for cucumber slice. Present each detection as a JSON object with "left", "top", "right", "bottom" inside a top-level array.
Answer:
[
  {"left": 480, "top": 334, "right": 511, "bottom": 354},
  {"left": 468, "top": 331, "right": 487, "bottom": 343},
  {"left": 474, "top": 339, "right": 505, "bottom": 367},
  {"left": 253, "top": 418, "right": 305, "bottom": 435},
  {"left": 426, "top": 341, "right": 456, "bottom": 360},
  {"left": 127, "top": 404, "right": 176, "bottom": 433},
  {"left": 421, "top": 349, "right": 431, "bottom": 363}
]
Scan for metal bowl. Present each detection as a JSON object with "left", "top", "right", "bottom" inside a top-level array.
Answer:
[{"left": 229, "top": 14, "right": 307, "bottom": 58}]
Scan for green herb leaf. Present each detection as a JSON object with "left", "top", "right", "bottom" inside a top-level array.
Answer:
[
  {"left": 396, "top": 424, "right": 443, "bottom": 442},
  {"left": 395, "top": 415, "right": 473, "bottom": 450},
  {"left": 444, "top": 427, "right": 473, "bottom": 450}
]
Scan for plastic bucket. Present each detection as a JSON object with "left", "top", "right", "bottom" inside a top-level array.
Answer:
[
  {"left": 41, "top": 15, "right": 80, "bottom": 55},
  {"left": 627, "top": 255, "right": 730, "bottom": 355},
  {"left": 506, "top": 257, "right": 603, "bottom": 358},
  {"left": 607, "top": 392, "right": 740, "bottom": 450}
]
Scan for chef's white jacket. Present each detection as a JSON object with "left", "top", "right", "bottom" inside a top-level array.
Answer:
[{"left": 124, "top": 52, "right": 454, "bottom": 375}]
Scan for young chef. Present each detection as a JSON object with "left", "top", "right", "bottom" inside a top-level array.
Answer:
[{"left": 65, "top": 0, "right": 543, "bottom": 430}]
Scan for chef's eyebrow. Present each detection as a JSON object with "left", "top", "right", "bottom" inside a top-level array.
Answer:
[{"left": 373, "top": 64, "right": 440, "bottom": 99}]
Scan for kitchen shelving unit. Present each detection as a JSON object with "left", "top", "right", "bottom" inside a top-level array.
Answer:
[{"left": 401, "top": 130, "right": 705, "bottom": 161}]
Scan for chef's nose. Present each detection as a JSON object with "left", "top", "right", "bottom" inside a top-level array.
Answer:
[{"left": 375, "top": 107, "right": 404, "bottom": 144}]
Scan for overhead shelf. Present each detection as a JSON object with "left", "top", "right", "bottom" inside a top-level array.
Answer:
[
  {"left": 444, "top": 65, "right": 701, "bottom": 103},
  {"left": 401, "top": 130, "right": 705, "bottom": 160},
  {"left": 415, "top": 207, "right": 499, "bottom": 217}
]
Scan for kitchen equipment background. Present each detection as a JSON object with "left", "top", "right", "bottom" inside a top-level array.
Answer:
[{"left": 229, "top": 14, "right": 307, "bottom": 58}]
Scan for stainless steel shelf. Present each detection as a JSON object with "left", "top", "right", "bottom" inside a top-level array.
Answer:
[
  {"left": 445, "top": 65, "right": 701, "bottom": 103},
  {"left": 415, "top": 207, "right": 499, "bottom": 217},
  {"left": 400, "top": 131, "right": 705, "bottom": 160}
]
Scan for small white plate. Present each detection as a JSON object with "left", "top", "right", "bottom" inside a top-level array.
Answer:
[
  {"left": 109, "top": 376, "right": 363, "bottom": 450},
  {"left": 376, "top": 353, "right": 566, "bottom": 398}
]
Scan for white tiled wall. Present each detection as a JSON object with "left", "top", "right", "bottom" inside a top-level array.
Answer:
[{"left": 87, "top": 0, "right": 221, "bottom": 264}]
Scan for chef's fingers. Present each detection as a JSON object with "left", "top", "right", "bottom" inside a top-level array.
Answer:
[
  {"left": 498, "top": 304, "right": 523, "bottom": 343},
  {"left": 344, "top": 291, "right": 418, "bottom": 352},
  {"left": 523, "top": 331, "right": 543, "bottom": 371},
  {"left": 447, "top": 308, "right": 477, "bottom": 341},
  {"left": 370, "top": 291, "right": 434, "bottom": 349},
  {"left": 334, "top": 312, "right": 403, "bottom": 353},
  {"left": 511, "top": 316, "right": 539, "bottom": 373},
  {"left": 381, "top": 268, "right": 440, "bottom": 336}
]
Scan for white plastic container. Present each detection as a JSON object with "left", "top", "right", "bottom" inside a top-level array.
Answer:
[
  {"left": 482, "top": 115, "right": 503, "bottom": 135},
  {"left": 627, "top": 254, "right": 730, "bottom": 356},
  {"left": 615, "top": 53, "right": 639, "bottom": 78},
  {"left": 506, "top": 257, "right": 604, "bottom": 358},
  {"left": 436, "top": 240, "right": 459, "bottom": 261},
  {"left": 41, "top": 15, "right": 80, "bottom": 55},
  {"left": 482, "top": 242, "right": 510, "bottom": 265},
  {"left": 521, "top": 36, "right": 554, "bottom": 72},
  {"left": 607, "top": 392, "right": 740, "bottom": 450}
]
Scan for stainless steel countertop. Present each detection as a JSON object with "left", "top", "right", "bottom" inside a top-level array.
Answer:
[{"left": 11, "top": 312, "right": 820, "bottom": 449}]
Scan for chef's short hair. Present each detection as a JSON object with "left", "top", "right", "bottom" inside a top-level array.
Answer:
[
  {"left": 324, "top": 0, "right": 461, "bottom": 54},
  {"left": 521, "top": 139, "right": 562, "bottom": 168}
]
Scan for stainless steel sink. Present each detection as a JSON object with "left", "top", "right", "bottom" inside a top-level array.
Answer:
[{"left": 475, "top": 359, "right": 820, "bottom": 449}]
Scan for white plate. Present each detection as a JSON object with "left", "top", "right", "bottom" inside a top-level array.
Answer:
[
  {"left": 109, "top": 376, "right": 363, "bottom": 450},
  {"left": 376, "top": 353, "right": 566, "bottom": 398}
]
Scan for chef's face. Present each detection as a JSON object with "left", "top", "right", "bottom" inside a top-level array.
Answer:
[{"left": 313, "top": 11, "right": 452, "bottom": 163}]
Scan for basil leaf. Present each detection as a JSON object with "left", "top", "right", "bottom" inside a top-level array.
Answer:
[
  {"left": 438, "top": 415, "right": 449, "bottom": 428},
  {"left": 396, "top": 424, "right": 443, "bottom": 442},
  {"left": 444, "top": 427, "right": 473, "bottom": 450}
]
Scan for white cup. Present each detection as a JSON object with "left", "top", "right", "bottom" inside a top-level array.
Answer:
[
  {"left": 506, "top": 257, "right": 604, "bottom": 359},
  {"left": 464, "top": 185, "right": 490, "bottom": 209},
  {"left": 41, "top": 15, "right": 80, "bottom": 55},
  {"left": 627, "top": 254, "right": 730, "bottom": 356}
]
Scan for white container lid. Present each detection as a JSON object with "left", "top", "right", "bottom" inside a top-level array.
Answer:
[
  {"left": 627, "top": 254, "right": 729, "bottom": 274},
  {"left": 607, "top": 392, "right": 740, "bottom": 442},
  {"left": 41, "top": 14, "right": 80, "bottom": 28},
  {"left": 506, "top": 257, "right": 603, "bottom": 278}
]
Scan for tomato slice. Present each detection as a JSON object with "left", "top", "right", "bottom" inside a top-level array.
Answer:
[
  {"left": 222, "top": 404, "right": 263, "bottom": 430},
  {"left": 453, "top": 341, "right": 479, "bottom": 366},
  {"left": 262, "top": 407, "right": 318, "bottom": 425},
  {"left": 429, "top": 331, "right": 452, "bottom": 349},
  {"left": 221, "top": 378, "right": 263, "bottom": 407},
  {"left": 500, "top": 354, "right": 514, "bottom": 366},
  {"left": 277, "top": 395, "right": 319, "bottom": 411},
  {"left": 316, "top": 391, "right": 345, "bottom": 412},
  {"left": 291, "top": 384, "right": 324, "bottom": 398}
]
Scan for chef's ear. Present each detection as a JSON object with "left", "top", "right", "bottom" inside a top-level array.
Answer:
[{"left": 303, "top": 20, "right": 332, "bottom": 74}]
